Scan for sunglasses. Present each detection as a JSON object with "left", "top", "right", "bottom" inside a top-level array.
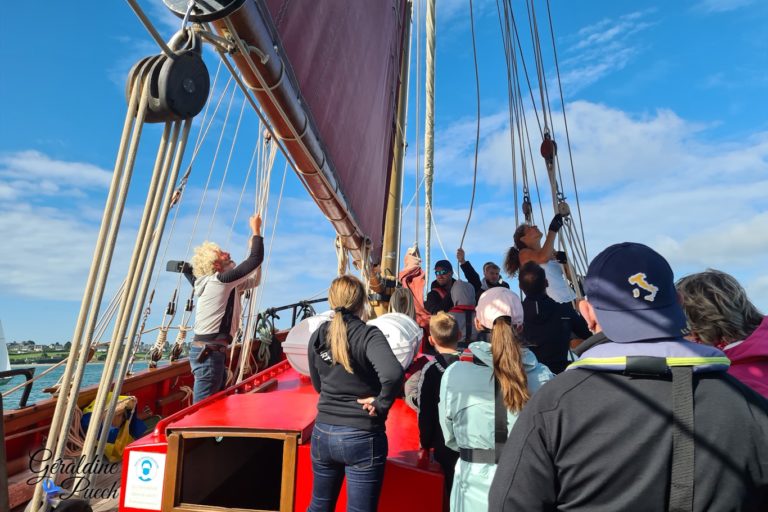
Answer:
[{"left": 435, "top": 269, "right": 450, "bottom": 276}]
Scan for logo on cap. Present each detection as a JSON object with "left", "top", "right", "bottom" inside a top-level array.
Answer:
[{"left": 628, "top": 273, "right": 658, "bottom": 302}]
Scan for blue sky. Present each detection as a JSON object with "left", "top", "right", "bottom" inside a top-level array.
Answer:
[{"left": 1, "top": 0, "right": 767, "bottom": 344}]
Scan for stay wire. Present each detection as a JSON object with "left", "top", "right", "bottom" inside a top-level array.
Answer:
[
  {"left": 510, "top": 5, "right": 544, "bottom": 138},
  {"left": 545, "top": 0, "right": 588, "bottom": 255},
  {"left": 495, "top": 0, "right": 519, "bottom": 228},
  {"left": 226, "top": 126, "right": 262, "bottom": 247},
  {"left": 207, "top": 94, "right": 248, "bottom": 240},
  {"left": 150, "top": 63, "right": 225, "bottom": 301},
  {"left": 529, "top": 0, "right": 566, "bottom": 195},
  {"left": 460, "top": 0, "right": 481, "bottom": 250}
]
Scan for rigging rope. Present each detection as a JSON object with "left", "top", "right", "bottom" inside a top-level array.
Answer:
[
  {"left": 459, "top": 0, "right": 482, "bottom": 251},
  {"left": 205, "top": 92, "right": 246, "bottom": 240},
  {"left": 234, "top": 139, "right": 279, "bottom": 383},
  {"left": 336, "top": 235, "right": 350, "bottom": 276},
  {"left": 544, "top": 0, "right": 588, "bottom": 257},
  {"left": 226, "top": 123, "right": 262, "bottom": 247},
  {"left": 30, "top": 70, "right": 154, "bottom": 512}
]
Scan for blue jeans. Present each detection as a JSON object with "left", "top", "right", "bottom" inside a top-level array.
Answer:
[
  {"left": 308, "top": 422, "right": 388, "bottom": 512},
  {"left": 188, "top": 345, "right": 226, "bottom": 403}
]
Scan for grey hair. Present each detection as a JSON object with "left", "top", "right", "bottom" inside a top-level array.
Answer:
[
  {"left": 676, "top": 269, "right": 764, "bottom": 345},
  {"left": 388, "top": 287, "right": 416, "bottom": 320}
]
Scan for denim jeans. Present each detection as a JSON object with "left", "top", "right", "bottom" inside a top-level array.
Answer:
[
  {"left": 188, "top": 345, "right": 226, "bottom": 403},
  {"left": 308, "top": 422, "right": 388, "bottom": 512}
]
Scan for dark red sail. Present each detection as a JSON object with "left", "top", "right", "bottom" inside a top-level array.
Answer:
[
  {"left": 209, "top": 0, "right": 409, "bottom": 259},
  {"left": 265, "top": 0, "right": 407, "bottom": 257}
]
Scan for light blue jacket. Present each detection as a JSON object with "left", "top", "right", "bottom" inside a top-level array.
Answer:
[{"left": 439, "top": 341, "right": 553, "bottom": 512}]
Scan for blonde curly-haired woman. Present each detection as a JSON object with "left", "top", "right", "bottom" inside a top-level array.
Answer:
[{"left": 189, "top": 214, "right": 263, "bottom": 402}]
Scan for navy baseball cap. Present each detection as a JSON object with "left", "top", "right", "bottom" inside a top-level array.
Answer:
[
  {"left": 584, "top": 242, "right": 688, "bottom": 343},
  {"left": 434, "top": 259, "right": 453, "bottom": 273}
]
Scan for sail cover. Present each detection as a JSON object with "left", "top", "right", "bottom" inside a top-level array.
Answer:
[{"left": 263, "top": 0, "right": 408, "bottom": 257}]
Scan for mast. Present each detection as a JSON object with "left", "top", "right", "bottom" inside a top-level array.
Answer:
[
  {"left": 372, "top": 1, "right": 413, "bottom": 317},
  {"left": 423, "top": 0, "right": 436, "bottom": 280}
]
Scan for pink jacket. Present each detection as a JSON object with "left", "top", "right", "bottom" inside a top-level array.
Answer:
[{"left": 725, "top": 316, "right": 768, "bottom": 398}]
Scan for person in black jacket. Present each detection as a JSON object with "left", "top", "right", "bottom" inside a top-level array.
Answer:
[
  {"left": 308, "top": 275, "right": 404, "bottom": 512},
  {"left": 417, "top": 312, "right": 462, "bottom": 497},
  {"left": 518, "top": 261, "right": 590, "bottom": 374},
  {"left": 425, "top": 260, "right": 455, "bottom": 314},
  {"left": 489, "top": 242, "right": 768, "bottom": 511},
  {"left": 456, "top": 247, "right": 509, "bottom": 301}
]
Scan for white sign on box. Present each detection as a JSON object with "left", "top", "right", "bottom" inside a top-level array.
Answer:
[{"left": 123, "top": 451, "right": 166, "bottom": 510}]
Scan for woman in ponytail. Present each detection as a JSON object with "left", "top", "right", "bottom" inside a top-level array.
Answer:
[
  {"left": 438, "top": 287, "right": 553, "bottom": 511},
  {"left": 504, "top": 214, "right": 577, "bottom": 304},
  {"left": 308, "top": 275, "right": 404, "bottom": 512}
]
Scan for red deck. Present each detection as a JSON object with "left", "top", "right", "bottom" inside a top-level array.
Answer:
[{"left": 120, "top": 361, "right": 444, "bottom": 511}]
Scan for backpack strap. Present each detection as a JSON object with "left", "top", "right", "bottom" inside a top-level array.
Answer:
[
  {"left": 623, "top": 356, "right": 695, "bottom": 511},
  {"left": 669, "top": 366, "right": 694, "bottom": 512}
]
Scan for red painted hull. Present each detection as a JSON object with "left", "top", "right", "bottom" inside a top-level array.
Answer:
[{"left": 2, "top": 361, "right": 195, "bottom": 510}]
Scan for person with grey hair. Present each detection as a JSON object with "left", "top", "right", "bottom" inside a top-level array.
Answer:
[
  {"left": 457, "top": 247, "right": 509, "bottom": 302},
  {"left": 387, "top": 286, "right": 417, "bottom": 320},
  {"left": 676, "top": 269, "right": 768, "bottom": 398}
]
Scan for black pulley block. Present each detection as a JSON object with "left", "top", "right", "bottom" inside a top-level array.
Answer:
[
  {"left": 127, "top": 49, "right": 210, "bottom": 123},
  {"left": 163, "top": 0, "right": 246, "bottom": 22},
  {"left": 154, "top": 49, "right": 210, "bottom": 121}
]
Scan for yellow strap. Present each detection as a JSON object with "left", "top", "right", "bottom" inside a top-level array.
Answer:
[{"left": 569, "top": 356, "right": 731, "bottom": 368}]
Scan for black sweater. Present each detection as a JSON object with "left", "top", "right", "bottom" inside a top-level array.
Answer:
[
  {"left": 489, "top": 364, "right": 768, "bottom": 511},
  {"left": 460, "top": 260, "right": 509, "bottom": 301},
  {"left": 418, "top": 352, "right": 461, "bottom": 468},
  {"left": 309, "top": 315, "right": 404, "bottom": 432},
  {"left": 425, "top": 279, "right": 455, "bottom": 314},
  {"left": 522, "top": 294, "right": 590, "bottom": 374}
]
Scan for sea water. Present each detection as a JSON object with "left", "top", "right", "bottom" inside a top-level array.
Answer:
[{"left": 1, "top": 361, "right": 161, "bottom": 410}]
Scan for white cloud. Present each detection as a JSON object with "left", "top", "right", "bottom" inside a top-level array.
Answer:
[
  {"left": 0, "top": 151, "right": 112, "bottom": 199},
  {"left": 695, "top": 0, "right": 757, "bottom": 13},
  {"left": 746, "top": 275, "right": 768, "bottom": 312},
  {"left": 401, "top": 100, "right": 768, "bottom": 311},
  {"left": 559, "top": 10, "right": 657, "bottom": 91},
  {"left": 0, "top": 151, "right": 342, "bottom": 339}
]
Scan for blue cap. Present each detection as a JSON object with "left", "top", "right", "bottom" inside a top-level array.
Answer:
[{"left": 584, "top": 242, "right": 688, "bottom": 343}]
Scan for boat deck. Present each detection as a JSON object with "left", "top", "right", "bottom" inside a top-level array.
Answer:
[{"left": 121, "top": 361, "right": 444, "bottom": 511}]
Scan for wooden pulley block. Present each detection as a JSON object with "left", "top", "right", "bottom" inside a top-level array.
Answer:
[
  {"left": 125, "top": 55, "right": 163, "bottom": 107},
  {"left": 522, "top": 199, "right": 533, "bottom": 217},
  {"left": 540, "top": 136, "right": 557, "bottom": 161}
]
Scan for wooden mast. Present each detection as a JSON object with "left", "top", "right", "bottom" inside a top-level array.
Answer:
[{"left": 371, "top": 1, "right": 413, "bottom": 317}]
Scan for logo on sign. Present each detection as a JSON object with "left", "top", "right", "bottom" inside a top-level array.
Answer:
[{"left": 135, "top": 456, "right": 159, "bottom": 482}]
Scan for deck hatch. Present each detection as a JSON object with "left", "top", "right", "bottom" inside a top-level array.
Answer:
[{"left": 163, "top": 430, "right": 298, "bottom": 512}]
